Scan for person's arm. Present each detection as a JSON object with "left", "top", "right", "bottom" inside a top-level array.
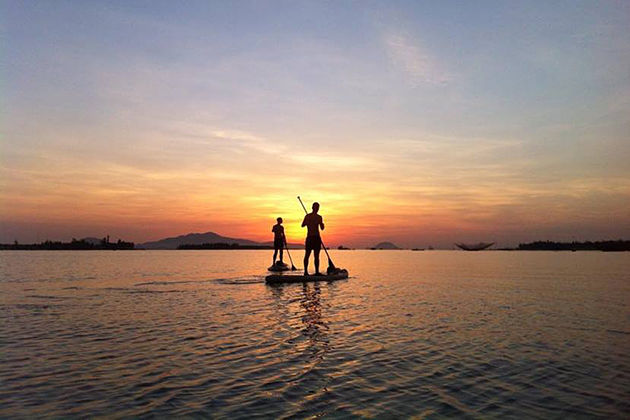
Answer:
[
  {"left": 319, "top": 216, "right": 325, "bottom": 231},
  {"left": 301, "top": 215, "right": 307, "bottom": 228}
]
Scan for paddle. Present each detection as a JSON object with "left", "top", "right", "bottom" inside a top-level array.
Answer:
[
  {"left": 283, "top": 239, "right": 297, "bottom": 271},
  {"left": 297, "top": 196, "right": 337, "bottom": 274}
]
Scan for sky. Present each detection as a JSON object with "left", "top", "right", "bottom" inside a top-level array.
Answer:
[{"left": 1, "top": 0, "right": 629, "bottom": 248}]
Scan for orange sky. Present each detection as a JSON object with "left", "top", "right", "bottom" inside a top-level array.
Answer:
[
  {"left": 2, "top": 2, "right": 630, "bottom": 247},
  {"left": 2, "top": 144, "right": 628, "bottom": 247}
]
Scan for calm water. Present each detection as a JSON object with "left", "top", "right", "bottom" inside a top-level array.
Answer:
[{"left": 1, "top": 250, "right": 629, "bottom": 418}]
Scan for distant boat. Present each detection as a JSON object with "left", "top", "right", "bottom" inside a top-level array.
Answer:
[{"left": 455, "top": 242, "right": 495, "bottom": 251}]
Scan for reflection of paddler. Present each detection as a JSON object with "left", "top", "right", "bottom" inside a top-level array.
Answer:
[
  {"left": 300, "top": 283, "right": 329, "bottom": 357},
  {"left": 302, "top": 284, "right": 322, "bottom": 326}
]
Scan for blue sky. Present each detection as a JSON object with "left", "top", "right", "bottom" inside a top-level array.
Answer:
[{"left": 2, "top": 1, "right": 629, "bottom": 246}]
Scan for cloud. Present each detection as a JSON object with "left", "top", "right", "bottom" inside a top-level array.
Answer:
[
  {"left": 164, "top": 120, "right": 286, "bottom": 155},
  {"left": 384, "top": 33, "right": 449, "bottom": 86},
  {"left": 289, "top": 153, "right": 377, "bottom": 170},
  {"left": 210, "top": 130, "right": 265, "bottom": 143},
  {"left": 209, "top": 128, "right": 287, "bottom": 155}
]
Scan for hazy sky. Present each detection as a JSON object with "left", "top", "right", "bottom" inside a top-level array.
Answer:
[{"left": 2, "top": 1, "right": 629, "bottom": 247}]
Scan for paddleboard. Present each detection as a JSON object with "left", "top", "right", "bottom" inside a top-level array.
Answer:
[
  {"left": 265, "top": 269, "right": 349, "bottom": 284},
  {"left": 268, "top": 262, "right": 290, "bottom": 272}
]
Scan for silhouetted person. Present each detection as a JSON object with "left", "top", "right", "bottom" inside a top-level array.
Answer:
[
  {"left": 272, "top": 217, "right": 286, "bottom": 265},
  {"left": 302, "top": 202, "right": 324, "bottom": 275}
]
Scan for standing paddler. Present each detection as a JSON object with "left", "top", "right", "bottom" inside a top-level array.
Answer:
[
  {"left": 271, "top": 217, "right": 286, "bottom": 266},
  {"left": 264, "top": 197, "right": 347, "bottom": 283},
  {"left": 301, "top": 202, "right": 325, "bottom": 276}
]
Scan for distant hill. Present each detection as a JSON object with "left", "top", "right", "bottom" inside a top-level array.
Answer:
[
  {"left": 139, "top": 232, "right": 259, "bottom": 249},
  {"left": 372, "top": 241, "right": 401, "bottom": 250},
  {"left": 139, "top": 231, "right": 303, "bottom": 250}
]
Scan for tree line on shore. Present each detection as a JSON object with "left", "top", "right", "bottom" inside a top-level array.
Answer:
[
  {"left": 177, "top": 242, "right": 273, "bottom": 250},
  {"left": 517, "top": 240, "right": 630, "bottom": 252},
  {"left": 0, "top": 237, "right": 134, "bottom": 250}
]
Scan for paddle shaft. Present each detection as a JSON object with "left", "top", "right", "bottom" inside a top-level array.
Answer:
[
  {"left": 283, "top": 239, "right": 297, "bottom": 270},
  {"left": 297, "top": 196, "right": 335, "bottom": 266}
]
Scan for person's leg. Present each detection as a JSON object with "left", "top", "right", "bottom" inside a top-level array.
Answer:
[
  {"left": 279, "top": 247, "right": 283, "bottom": 263},
  {"left": 273, "top": 248, "right": 278, "bottom": 264},
  {"left": 314, "top": 249, "right": 320, "bottom": 274},
  {"left": 304, "top": 248, "right": 311, "bottom": 275}
]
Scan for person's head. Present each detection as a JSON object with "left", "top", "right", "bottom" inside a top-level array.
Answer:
[
  {"left": 277, "top": 217, "right": 283, "bottom": 224},
  {"left": 312, "top": 202, "right": 320, "bottom": 213}
]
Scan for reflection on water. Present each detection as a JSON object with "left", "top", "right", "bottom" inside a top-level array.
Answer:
[
  {"left": 298, "top": 283, "right": 329, "bottom": 362},
  {"left": 1, "top": 250, "right": 629, "bottom": 418}
]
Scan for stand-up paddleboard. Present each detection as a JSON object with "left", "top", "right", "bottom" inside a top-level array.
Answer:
[
  {"left": 268, "top": 262, "right": 291, "bottom": 272},
  {"left": 266, "top": 269, "right": 349, "bottom": 284}
]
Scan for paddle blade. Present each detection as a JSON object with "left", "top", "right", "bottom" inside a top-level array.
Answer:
[{"left": 326, "top": 262, "right": 337, "bottom": 274}]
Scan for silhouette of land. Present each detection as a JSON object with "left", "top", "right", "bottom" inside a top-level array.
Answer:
[
  {"left": 0, "top": 237, "right": 134, "bottom": 250},
  {"left": 139, "top": 231, "right": 303, "bottom": 249},
  {"left": 3, "top": 233, "right": 629, "bottom": 252},
  {"left": 177, "top": 242, "right": 272, "bottom": 250},
  {"left": 371, "top": 241, "right": 401, "bottom": 250},
  {"left": 517, "top": 240, "right": 630, "bottom": 252}
]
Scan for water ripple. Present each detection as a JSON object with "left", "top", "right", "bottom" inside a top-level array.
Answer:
[{"left": 1, "top": 251, "right": 629, "bottom": 418}]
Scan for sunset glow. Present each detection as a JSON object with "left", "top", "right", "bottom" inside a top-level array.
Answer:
[{"left": 2, "top": 1, "right": 629, "bottom": 247}]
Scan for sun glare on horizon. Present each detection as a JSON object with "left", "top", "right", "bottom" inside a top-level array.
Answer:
[{"left": 1, "top": 1, "right": 629, "bottom": 248}]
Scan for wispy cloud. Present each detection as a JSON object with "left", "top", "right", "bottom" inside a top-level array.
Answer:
[
  {"left": 384, "top": 33, "right": 449, "bottom": 86},
  {"left": 209, "top": 128, "right": 287, "bottom": 155},
  {"left": 166, "top": 121, "right": 286, "bottom": 155},
  {"left": 210, "top": 130, "right": 265, "bottom": 143},
  {"left": 290, "top": 153, "right": 377, "bottom": 171}
]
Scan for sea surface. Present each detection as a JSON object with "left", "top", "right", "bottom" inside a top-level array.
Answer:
[{"left": 1, "top": 250, "right": 629, "bottom": 418}]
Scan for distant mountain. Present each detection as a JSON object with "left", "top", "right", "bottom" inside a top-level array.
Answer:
[
  {"left": 139, "top": 232, "right": 261, "bottom": 249},
  {"left": 139, "top": 231, "right": 303, "bottom": 250},
  {"left": 372, "top": 241, "right": 401, "bottom": 250}
]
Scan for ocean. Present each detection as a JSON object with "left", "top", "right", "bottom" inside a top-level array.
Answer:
[{"left": 1, "top": 250, "right": 629, "bottom": 418}]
